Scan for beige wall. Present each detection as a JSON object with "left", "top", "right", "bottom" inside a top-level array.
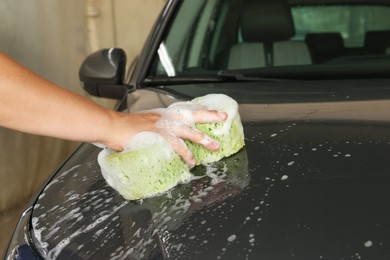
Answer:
[{"left": 0, "top": 0, "right": 165, "bottom": 213}]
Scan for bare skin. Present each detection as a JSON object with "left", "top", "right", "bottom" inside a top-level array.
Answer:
[{"left": 0, "top": 52, "right": 227, "bottom": 165}]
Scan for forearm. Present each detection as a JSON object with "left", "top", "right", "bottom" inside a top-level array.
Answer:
[
  {"left": 0, "top": 52, "right": 227, "bottom": 164},
  {"left": 0, "top": 52, "right": 115, "bottom": 145}
]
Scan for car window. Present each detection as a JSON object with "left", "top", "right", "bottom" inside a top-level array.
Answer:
[
  {"left": 155, "top": 0, "right": 217, "bottom": 76},
  {"left": 292, "top": 5, "right": 390, "bottom": 47},
  {"left": 149, "top": 0, "right": 390, "bottom": 79}
]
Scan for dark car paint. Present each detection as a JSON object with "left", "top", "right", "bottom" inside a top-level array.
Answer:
[
  {"left": 6, "top": 0, "right": 390, "bottom": 258},
  {"left": 27, "top": 80, "right": 390, "bottom": 259}
]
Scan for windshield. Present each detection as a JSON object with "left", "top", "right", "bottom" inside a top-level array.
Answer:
[{"left": 148, "top": 0, "right": 390, "bottom": 80}]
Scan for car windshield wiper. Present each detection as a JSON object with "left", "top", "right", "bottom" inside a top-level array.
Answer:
[
  {"left": 144, "top": 70, "right": 288, "bottom": 85},
  {"left": 144, "top": 75, "right": 222, "bottom": 85},
  {"left": 216, "top": 70, "right": 291, "bottom": 82}
]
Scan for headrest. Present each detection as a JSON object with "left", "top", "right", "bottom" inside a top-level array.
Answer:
[
  {"left": 365, "top": 30, "right": 390, "bottom": 53},
  {"left": 240, "top": 0, "right": 295, "bottom": 42},
  {"left": 305, "top": 32, "right": 344, "bottom": 49}
]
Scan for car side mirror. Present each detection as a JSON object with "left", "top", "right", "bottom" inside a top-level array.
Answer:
[{"left": 79, "top": 48, "right": 128, "bottom": 99}]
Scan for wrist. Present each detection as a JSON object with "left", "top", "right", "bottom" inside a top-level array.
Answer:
[{"left": 98, "top": 110, "right": 125, "bottom": 151}]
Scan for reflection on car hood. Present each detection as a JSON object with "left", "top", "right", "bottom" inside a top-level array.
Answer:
[{"left": 31, "top": 82, "right": 390, "bottom": 259}]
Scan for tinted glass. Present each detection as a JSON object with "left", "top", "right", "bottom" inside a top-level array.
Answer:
[{"left": 149, "top": 0, "right": 390, "bottom": 79}]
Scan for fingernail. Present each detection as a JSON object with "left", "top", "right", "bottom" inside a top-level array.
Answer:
[
  {"left": 188, "top": 156, "right": 196, "bottom": 166},
  {"left": 218, "top": 111, "right": 228, "bottom": 120},
  {"left": 200, "top": 135, "right": 220, "bottom": 150},
  {"left": 210, "top": 140, "right": 220, "bottom": 150},
  {"left": 186, "top": 151, "right": 196, "bottom": 166},
  {"left": 199, "top": 136, "right": 216, "bottom": 149}
]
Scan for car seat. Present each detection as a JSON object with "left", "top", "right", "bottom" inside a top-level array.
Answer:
[
  {"left": 364, "top": 30, "right": 390, "bottom": 55},
  {"left": 227, "top": 0, "right": 311, "bottom": 69},
  {"left": 305, "top": 32, "right": 344, "bottom": 63}
]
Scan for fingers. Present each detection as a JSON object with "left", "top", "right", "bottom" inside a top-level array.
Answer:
[
  {"left": 157, "top": 118, "right": 220, "bottom": 151},
  {"left": 170, "top": 122, "right": 220, "bottom": 151},
  {"left": 192, "top": 110, "right": 228, "bottom": 123},
  {"left": 164, "top": 103, "right": 228, "bottom": 124},
  {"left": 163, "top": 133, "right": 196, "bottom": 166},
  {"left": 128, "top": 107, "right": 227, "bottom": 165}
]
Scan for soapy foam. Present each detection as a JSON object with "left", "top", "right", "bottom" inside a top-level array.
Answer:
[
  {"left": 123, "top": 132, "right": 171, "bottom": 152},
  {"left": 98, "top": 94, "right": 244, "bottom": 200},
  {"left": 36, "top": 147, "right": 248, "bottom": 258},
  {"left": 190, "top": 94, "right": 238, "bottom": 136},
  {"left": 164, "top": 102, "right": 202, "bottom": 124}
]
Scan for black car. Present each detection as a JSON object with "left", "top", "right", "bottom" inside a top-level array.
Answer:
[{"left": 5, "top": 0, "right": 390, "bottom": 259}]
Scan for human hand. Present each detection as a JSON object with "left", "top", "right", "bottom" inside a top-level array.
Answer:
[{"left": 103, "top": 105, "right": 228, "bottom": 166}]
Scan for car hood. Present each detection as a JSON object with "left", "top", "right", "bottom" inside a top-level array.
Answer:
[{"left": 31, "top": 80, "right": 390, "bottom": 259}]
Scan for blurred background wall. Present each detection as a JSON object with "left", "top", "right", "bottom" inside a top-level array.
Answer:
[{"left": 0, "top": 0, "right": 165, "bottom": 254}]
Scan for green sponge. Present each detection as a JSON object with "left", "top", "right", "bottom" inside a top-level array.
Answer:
[
  {"left": 98, "top": 133, "right": 191, "bottom": 200},
  {"left": 98, "top": 94, "right": 245, "bottom": 200},
  {"left": 186, "top": 94, "right": 244, "bottom": 165}
]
